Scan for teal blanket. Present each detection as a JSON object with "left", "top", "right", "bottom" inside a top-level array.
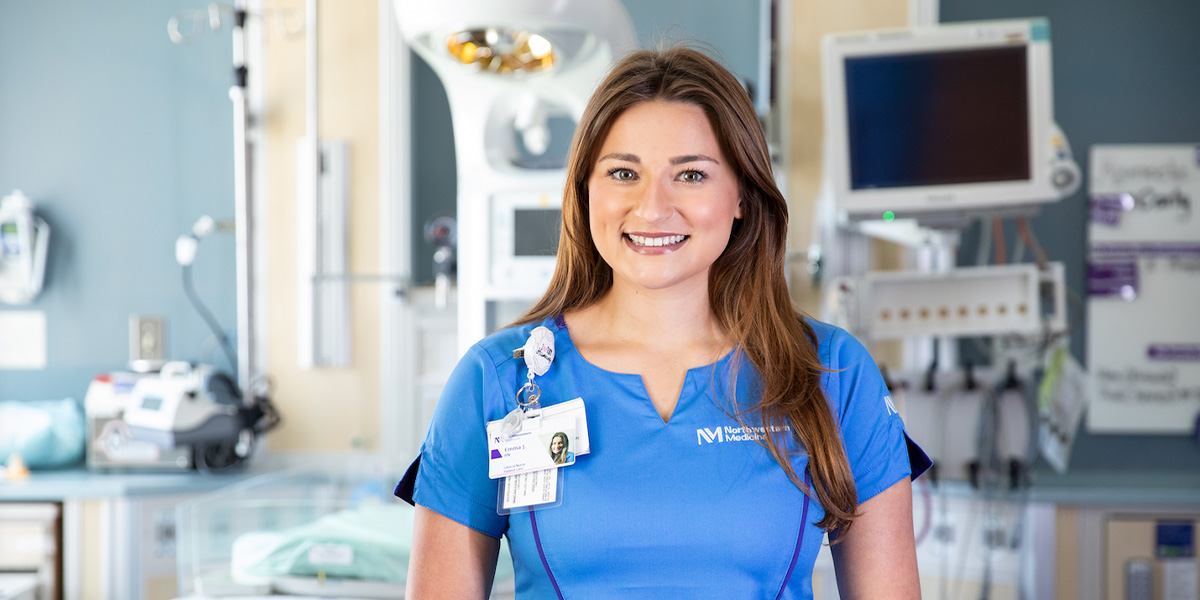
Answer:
[{"left": 230, "top": 502, "right": 515, "bottom": 585}]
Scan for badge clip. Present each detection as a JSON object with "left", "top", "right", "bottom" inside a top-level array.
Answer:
[{"left": 498, "top": 326, "right": 555, "bottom": 440}]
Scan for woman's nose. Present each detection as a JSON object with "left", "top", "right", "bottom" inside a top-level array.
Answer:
[{"left": 632, "top": 178, "right": 674, "bottom": 222}]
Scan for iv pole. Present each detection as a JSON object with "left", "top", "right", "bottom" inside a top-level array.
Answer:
[
  {"left": 168, "top": 2, "right": 261, "bottom": 401},
  {"left": 229, "top": 0, "right": 257, "bottom": 403}
]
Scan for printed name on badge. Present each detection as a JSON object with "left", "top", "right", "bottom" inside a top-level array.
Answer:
[{"left": 487, "top": 416, "right": 576, "bottom": 479}]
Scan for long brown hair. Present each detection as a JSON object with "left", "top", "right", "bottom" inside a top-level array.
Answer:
[{"left": 518, "top": 47, "right": 857, "bottom": 531}]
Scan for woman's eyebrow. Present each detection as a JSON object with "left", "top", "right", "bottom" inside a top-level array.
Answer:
[
  {"left": 596, "top": 152, "right": 720, "bottom": 165},
  {"left": 670, "top": 154, "right": 719, "bottom": 165},
  {"left": 598, "top": 152, "right": 639, "bottom": 163}
]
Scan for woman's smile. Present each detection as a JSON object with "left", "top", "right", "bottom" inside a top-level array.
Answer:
[{"left": 624, "top": 232, "right": 689, "bottom": 251}]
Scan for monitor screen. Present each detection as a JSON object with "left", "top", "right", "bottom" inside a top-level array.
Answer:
[
  {"left": 844, "top": 46, "right": 1030, "bottom": 190},
  {"left": 513, "top": 208, "right": 562, "bottom": 257}
]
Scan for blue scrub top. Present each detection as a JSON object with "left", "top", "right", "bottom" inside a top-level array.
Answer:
[{"left": 398, "top": 316, "right": 929, "bottom": 599}]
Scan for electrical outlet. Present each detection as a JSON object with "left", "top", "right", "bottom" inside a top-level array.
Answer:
[{"left": 128, "top": 314, "right": 165, "bottom": 372}]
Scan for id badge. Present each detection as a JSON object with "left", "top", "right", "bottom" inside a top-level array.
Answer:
[{"left": 486, "top": 398, "right": 589, "bottom": 514}]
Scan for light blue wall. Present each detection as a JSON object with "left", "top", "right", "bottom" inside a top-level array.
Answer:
[
  {"left": 0, "top": 1, "right": 237, "bottom": 401},
  {"left": 942, "top": 0, "right": 1200, "bottom": 470}
]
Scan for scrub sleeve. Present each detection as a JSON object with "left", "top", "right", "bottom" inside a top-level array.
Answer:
[
  {"left": 400, "top": 342, "right": 512, "bottom": 538},
  {"left": 821, "top": 322, "right": 932, "bottom": 504}
]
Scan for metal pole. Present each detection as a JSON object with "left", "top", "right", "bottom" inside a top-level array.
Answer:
[
  {"left": 306, "top": 0, "right": 322, "bottom": 365},
  {"left": 231, "top": 0, "right": 255, "bottom": 402}
]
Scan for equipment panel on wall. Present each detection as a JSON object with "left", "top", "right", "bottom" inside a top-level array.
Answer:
[{"left": 1087, "top": 144, "right": 1200, "bottom": 434}]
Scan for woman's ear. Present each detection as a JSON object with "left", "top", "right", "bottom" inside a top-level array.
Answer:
[{"left": 735, "top": 188, "right": 749, "bottom": 219}]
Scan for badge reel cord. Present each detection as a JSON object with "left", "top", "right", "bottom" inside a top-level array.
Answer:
[
  {"left": 500, "top": 326, "right": 556, "bottom": 440},
  {"left": 176, "top": 216, "right": 281, "bottom": 470}
]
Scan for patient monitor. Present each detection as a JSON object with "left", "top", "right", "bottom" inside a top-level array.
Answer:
[
  {"left": 821, "top": 18, "right": 1080, "bottom": 223},
  {"left": 0, "top": 190, "right": 50, "bottom": 305}
]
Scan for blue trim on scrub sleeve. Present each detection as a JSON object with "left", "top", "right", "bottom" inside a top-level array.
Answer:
[{"left": 405, "top": 343, "right": 511, "bottom": 538}]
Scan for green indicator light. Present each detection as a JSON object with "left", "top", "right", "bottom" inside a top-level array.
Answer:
[{"left": 883, "top": 211, "right": 895, "bottom": 222}]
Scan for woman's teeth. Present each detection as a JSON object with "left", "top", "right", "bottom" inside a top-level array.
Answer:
[{"left": 626, "top": 234, "right": 687, "bottom": 247}]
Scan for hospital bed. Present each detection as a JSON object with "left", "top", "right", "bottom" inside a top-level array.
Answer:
[{"left": 174, "top": 461, "right": 514, "bottom": 599}]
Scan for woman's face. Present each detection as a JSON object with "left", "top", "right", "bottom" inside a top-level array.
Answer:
[
  {"left": 550, "top": 435, "right": 565, "bottom": 454},
  {"left": 587, "top": 101, "right": 742, "bottom": 296}
]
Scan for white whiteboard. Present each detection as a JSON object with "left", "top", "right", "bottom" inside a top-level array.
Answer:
[{"left": 1087, "top": 144, "right": 1200, "bottom": 433}]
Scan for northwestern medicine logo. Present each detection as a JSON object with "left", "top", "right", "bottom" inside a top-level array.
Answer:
[{"left": 696, "top": 424, "right": 788, "bottom": 445}]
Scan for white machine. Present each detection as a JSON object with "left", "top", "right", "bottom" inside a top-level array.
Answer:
[
  {"left": 0, "top": 190, "right": 50, "bottom": 305},
  {"left": 123, "top": 362, "right": 241, "bottom": 443},
  {"left": 395, "top": 0, "right": 636, "bottom": 353},
  {"left": 820, "top": 18, "right": 1080, "bottom": 224},
  {"left": 85, "top": 370, "right": 196, "bottom": 471},
  {"left": 816, "top": 19, "right": 1080, "bottom": 370}
]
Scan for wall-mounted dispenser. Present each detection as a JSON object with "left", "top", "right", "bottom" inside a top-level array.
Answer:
[{"left": 0, "top": 190, "right": 50, "bottom": 305}]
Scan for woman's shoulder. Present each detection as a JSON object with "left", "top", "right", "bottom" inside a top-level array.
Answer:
[{"left": 800, "top": 317, "right": 872, "bottom": 370}]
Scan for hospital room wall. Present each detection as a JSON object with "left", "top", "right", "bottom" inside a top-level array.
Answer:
[
  {"left": 939, "top": 0, "right": 1200, "bottom": 471},
  {"left": 0, "top": 1, "right": 238, "bottom": 402},
  {"left": 261, "top": 1, "right": 383, "bottom": 453}
]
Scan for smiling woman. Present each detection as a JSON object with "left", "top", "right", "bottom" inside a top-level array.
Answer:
[{"left": 398, "top": 47, "right": 930, "bottom": 599}]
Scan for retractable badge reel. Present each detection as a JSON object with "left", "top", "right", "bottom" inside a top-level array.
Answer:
[{"left": 499, "top": 326, "right": 555, "bottom": 439}]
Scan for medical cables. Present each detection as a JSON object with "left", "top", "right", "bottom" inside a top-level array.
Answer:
[
  {"left": 972, "top": 368, "right": 1039, "bottom": 600},
  {"left": 915, "top": 362, "right": 1041, "bottom": 600},
  {"left": 176, "top": 216, "right": 239, "bottom": 379}
]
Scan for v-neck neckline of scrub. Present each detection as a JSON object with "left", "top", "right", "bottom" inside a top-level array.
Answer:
[{"left": 551, "top": 315, "right": 735, "bottom": 424}]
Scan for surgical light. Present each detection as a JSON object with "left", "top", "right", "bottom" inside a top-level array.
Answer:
[{"left": 446, "top": 28, "right": 555, "bottom": 74}]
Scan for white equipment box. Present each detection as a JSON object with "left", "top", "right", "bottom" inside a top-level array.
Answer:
[{"left": 831, "top": 263, "right": 1066, "bottom": 341}]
